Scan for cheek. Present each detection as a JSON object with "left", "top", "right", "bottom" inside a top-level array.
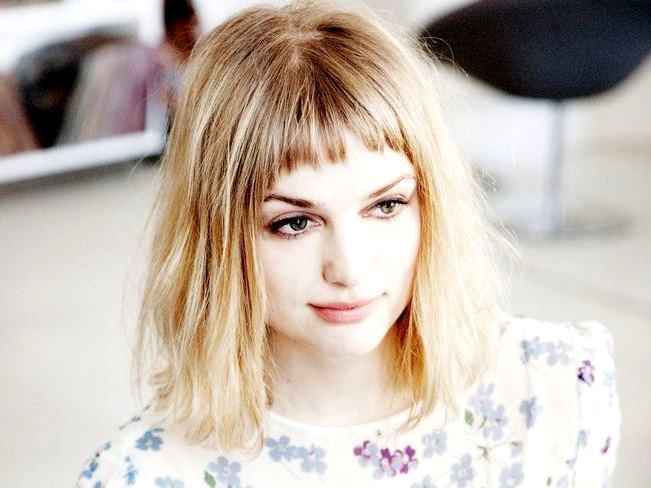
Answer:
[
  {"left": 260, "top": 239, "right": 319, "bottom": 311},
  {"left": 377, "top": 207, "right": 421, "bottom": 278}
]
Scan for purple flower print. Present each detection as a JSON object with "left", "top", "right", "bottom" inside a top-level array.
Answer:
[
  {"left": 355, "top": 441, "right": 418, "bottom": 479},
  {"left": 601, "top": 436, "right": 612, "bottom": 454},
  {"left": 134, "top": 428, "right": 164, "bottom": 451},
  {"left": 422, "top": 430, "right": 447, "bottom": 457},
  {"left": 482, "top": 404, "right": 508, "bottom": 441},
  {"left": 392, "top": 446, "right": 418, "bottom": 474},
  {"left": 578, "top": 360, "right": 595, "bottom": 385},
  {"left": 499, "top": 463, "right": 524, "bottom": 487},
  {"left": 468, "top": 383, "right": 495, "bottom": 417},
  {"left": 519, "top": 397, "right": 543, "bottom": 428},
  {"left": 450, "top": 454, "right": 475, "bottom": 488},
  {"left": 296, "top": 444, "right": 327, "bottom": 474},
  {"left": 353, "top": 440, "right": 380, "bottom": 468},
  {"left": 374, "top": 448, "right": 399, "bottom": 479},
  {"left": 208, "top": 456, "right": 242, "bottom": 487},
  {"left": 264, "top": 435, "right": 297, "bottom": 462}
]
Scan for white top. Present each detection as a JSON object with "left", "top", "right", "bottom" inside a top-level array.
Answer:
[{"left": 76, "top": 314, "right": 621, "bottom": 487}]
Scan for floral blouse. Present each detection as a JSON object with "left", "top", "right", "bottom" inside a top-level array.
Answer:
[{"left": 76, "top": 314, "right": 621, "bottom": 487}]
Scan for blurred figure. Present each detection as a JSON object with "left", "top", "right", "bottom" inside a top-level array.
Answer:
[
  {"left": 157, "top": 0, "right": 201, "bottom": 116},
  {"left": 1, "top": 0, "right": 200, "bottom": 152}
]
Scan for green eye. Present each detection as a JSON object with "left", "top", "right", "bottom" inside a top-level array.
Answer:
[
  {"left": 379, "top": 201, "right": 398, "bottom": 214},
  {"left": 288, "top": 217, "right": 308, "bottom": 231},
  {"left": 270, "top": 215, "right": 310, "bottom": 235},
  {"left": 375, "top": 198, "right": 408, "bottom": 216}
]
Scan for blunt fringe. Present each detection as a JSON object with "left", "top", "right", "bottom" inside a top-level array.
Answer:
[{"left": 132, "top": 0, "right": 519, "bottom": 456}]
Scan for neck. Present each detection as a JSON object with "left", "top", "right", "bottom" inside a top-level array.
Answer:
[{"left": 266, "top": 328, "right": 412, "bottom": 427}]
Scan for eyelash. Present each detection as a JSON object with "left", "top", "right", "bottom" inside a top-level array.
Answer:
[{"left": 268, "top": 197, "right": 410, "bottom": 240}]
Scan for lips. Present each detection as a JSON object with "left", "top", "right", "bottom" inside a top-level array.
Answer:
[
  {"left": 309, "top": 297, "right": 378, "bottom": 324},
  {"left": 310, "top": 298, "right": 376, "bottom": 309}
]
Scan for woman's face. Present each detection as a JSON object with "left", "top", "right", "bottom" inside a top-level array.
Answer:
[{"left": 260, "top": 135, "right": 421, "bottom": 358}]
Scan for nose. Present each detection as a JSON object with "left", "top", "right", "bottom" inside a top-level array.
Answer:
[{"left": 321, "top": 221, "right": 366, "bottom": 288}]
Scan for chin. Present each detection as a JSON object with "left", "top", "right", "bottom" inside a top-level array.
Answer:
[{"left": 310, "top": 321, "right": 394, "bottom": 358}]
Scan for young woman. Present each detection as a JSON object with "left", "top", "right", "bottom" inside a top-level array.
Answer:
[{"left": 77, "top": 1, "right": 621, "bottom": 486}]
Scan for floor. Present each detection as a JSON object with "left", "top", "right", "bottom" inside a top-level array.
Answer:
[{"left": 0, "top": 143, "right": 649, "bottom": 486}]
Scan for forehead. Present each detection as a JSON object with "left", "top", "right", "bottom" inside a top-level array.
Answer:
[{"left": 268, "top": 137, "right": 415, "bottom": 199}]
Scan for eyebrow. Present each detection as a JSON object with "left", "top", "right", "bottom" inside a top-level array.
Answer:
[{"left": 263, "top": 174, "right": 416, "bottom": 209}]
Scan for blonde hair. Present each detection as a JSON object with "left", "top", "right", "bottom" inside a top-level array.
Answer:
[{"left": 133, "top": 0, "right": 519, "bottom": 456}]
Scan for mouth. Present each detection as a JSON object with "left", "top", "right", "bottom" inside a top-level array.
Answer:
[
  {"left": 308, "top": 297, "right": 378, "bottom": 324},
  {"left": 310, "top": 297, "right": 377, "bottom": 309}
]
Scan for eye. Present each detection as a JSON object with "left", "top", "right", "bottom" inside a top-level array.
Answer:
[
  {"left": 267, "top": 197, "right": 410, "bottom": 240},
  {"left": 370, "top": 197, "right": 409, "bottom": 218},
  {"left": 268, "top": 215, "right": 316, "bottom": 239}
]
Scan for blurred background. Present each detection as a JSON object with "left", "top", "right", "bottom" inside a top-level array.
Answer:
[{"left": 0, "top": 0, "right": 649, "bottom": 486}]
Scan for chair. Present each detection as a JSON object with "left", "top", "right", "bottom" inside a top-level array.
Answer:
[{"left": 420, "top": 0, "right": 651, "bottom": 238}]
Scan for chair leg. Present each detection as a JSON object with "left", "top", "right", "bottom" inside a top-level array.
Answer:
[
  {"left": 543, "top": 101, "right": 565, "bottom": 235},
  {"left": 490, "top": 101, "right": 631, "bottom": 240}
]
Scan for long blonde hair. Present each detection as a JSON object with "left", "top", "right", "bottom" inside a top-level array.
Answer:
[{"left": 133, "top": 0, "right": 519, "bottom": 456}]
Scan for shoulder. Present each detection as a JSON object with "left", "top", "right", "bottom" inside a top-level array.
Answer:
[
  {"left": 471, "top": 313, "right": 621, "bottom": 483},
  {"left": 497, "top": 313, "right": 616, "bottom": 360},
  {"left": 75, "top": 408, "right": 191, "bottom": 487},
  {"left": 492, "top": 313, "right": 618, "bottom": 406}
]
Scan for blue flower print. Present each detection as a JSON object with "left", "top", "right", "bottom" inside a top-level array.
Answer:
[
  {"left": 519, "top": 397, "right": 543, "bottom": 428},
  {"left": 354, "top": 441, "right": 417, "bottom": 479},
  {"left": 264, "top": 435, "right": 297, "bottom": 462},
  {"left": 119, "top": 415, "right": 142, "bottom": 430},
  {"left": 374, "top": 448, "right": 400, "bottom": 479},
  {"left": 549, "top": 474, "right": 570, "bottom": 487},
  {"left": 93, "top": 482, "right": 102, "bottom": 488},
  {"left": 123, "top": 456, "right": 138, "bottom": 485},
  {"left": 411, "top": 474, "right": 437, "bottom": 488},
  {"left": 80, "top": 458, "right": 99, "bottom": 480},
  {"left": 80, "top": 443, "right": 111, "bottom": 480},
  {"left": 499, "top": 463, "right": 524, "bottom": 487},
  {"left": 520, "top": 337, "right": 544, "bottom": 362},
  {"left": 155, "top": 476, "right": 185, "bottom": 488},
  {"left": 386, "top": 446, "right": 418, "bottom": 476},
  {"left": 521, "top": 337, "right": 573, "bottom": 366},
  {"left": 482, "top": 404, "right": 508, "bottom": 441},
  {"left": 604, "top": 371, "right": 617, "bottom": 405},
  {"left": 510, "top": 441, "right": 523, "bottom": 457},
  {"left": 353, "top": 440, "right": 380, "bottom": 468},
  {"left": 296, "top": 444, "right": 327, "bottom": 474},
  {"left": 556, "top": 475, "right": 570, "bottom": 487},
  {"left": 468, "top": 383, "right": 495, "bottom": 417},
  {"left": 546, "top": 340, "right": 572, "bottom": 366},
  {"left": 264, "top": 435, "right": 328, "bottom": 477},
  {"left": 450, "top": 454, "right": 475, "bottom": 488},
  {"left": 577, "top": 429, "right": 588, "bottom": 448},
  {"left": 207, "top": 456, "right": 242, "bottom": 487},
  {"left": 422, "top": 430, "right": 447, "bottom": 457},
  {"left": 135, "top": 427, "right": 164, "bottom": 451}
]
